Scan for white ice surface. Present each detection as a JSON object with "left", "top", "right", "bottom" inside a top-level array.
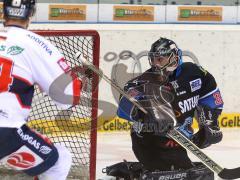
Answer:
[{"left": 96, "top": 129, "right": 240, "bottom": 180}]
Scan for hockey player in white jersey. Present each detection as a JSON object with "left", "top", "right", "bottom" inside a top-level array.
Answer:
[{"left": 0, "top": 0, "right": 84, "bottom": 179}]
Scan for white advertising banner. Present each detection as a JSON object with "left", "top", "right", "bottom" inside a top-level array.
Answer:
[
  {"left": 98, "top": 4, "right": 166, "bottom": 23},
  {"left": 166, "top": 5, "right": 238, "bottom": 24}
]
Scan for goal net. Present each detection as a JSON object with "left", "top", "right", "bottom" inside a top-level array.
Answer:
[{"left": 0, "top": 30, "right": 100, "bottom": 180}]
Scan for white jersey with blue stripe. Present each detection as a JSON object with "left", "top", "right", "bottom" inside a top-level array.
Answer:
[{"left": 0, "top": 26, "right": 80, "bottom": 128}]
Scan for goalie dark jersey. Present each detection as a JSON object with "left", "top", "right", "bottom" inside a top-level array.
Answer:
[{"left": 118, "top": 62, "right": 223, "bottom": 126}]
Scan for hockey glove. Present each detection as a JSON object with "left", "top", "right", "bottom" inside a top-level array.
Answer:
[
  {"left": 192, "top": 105, "right": 223, "bottom": 149},
  {"left": 192, "top": 125, "right": 222, "bottom": 149}
]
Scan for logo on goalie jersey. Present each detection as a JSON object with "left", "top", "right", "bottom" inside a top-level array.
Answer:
[
  {"left": 170, "top": 80, "right": 179, "bottom": 89},
  {"left": 189, "top": 78, "right": 202, "bottom": 92},
  {"left": 178, "top": 95, "right": 199, "bottom": 113}
]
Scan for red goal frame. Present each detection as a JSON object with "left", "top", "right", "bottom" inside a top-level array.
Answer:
[{"left": 34, "top": 30, "right": 100, "bottom": 180}]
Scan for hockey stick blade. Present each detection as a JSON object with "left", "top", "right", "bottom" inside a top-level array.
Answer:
[
  {"left": 75, "top": 52, "right": 240, "bottom": 179},
  {"left": 218, "top": 167, "right": 240, "bottom": 179}
]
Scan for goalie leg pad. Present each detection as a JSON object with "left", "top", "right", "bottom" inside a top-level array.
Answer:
[{"left": 140, "top": 162, "right": 214, "bottom": 180}]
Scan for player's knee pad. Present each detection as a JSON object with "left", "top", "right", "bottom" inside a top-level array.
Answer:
[
  {"left": 51, "top": 144, "right": 72, "bottom": 174},
  {"left": 37, "top": 144, "right": 72, "bottom": 180},
  {"left": 140, "top": 162, "right": 214, "bottom": 180},
  {"left": 0, "top": 125, "right": 59, "bottom": 176},
  {"left": 56, "top": 144, "right": 72, "bottom": 164}
]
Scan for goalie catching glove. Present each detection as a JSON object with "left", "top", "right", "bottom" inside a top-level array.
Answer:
[{"left": 192, "top": 105, "right": 223, "bottom": 149}]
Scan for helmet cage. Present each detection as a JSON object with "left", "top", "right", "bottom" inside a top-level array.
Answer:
[{"left": 148, "top": 49, "right": 179, "bottom": 73}]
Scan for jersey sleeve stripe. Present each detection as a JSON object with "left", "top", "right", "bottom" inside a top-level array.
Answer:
[
  {"left": 12, "top": 74, "right": 33, "bottom": 86},
  {"left": 199, "top": 88, "right": 219, "bottom": 100}
]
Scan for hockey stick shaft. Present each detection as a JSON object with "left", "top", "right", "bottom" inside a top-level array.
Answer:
[
  {"left": 75, "top": 53, "right": 147, "bottom": 114},
  {"left": 167, "top": 129, "right": 223, "bottom": 173},
  {"left": 167, "top": 129, "right": 240, "bottom": 179},
  {"left": 75, "top": 53, "right": 240, "bottom": 179}
]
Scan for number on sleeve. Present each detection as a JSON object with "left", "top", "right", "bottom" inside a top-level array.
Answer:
[{"left": 213, "top": 91, "right": 223, "bottom": 106}]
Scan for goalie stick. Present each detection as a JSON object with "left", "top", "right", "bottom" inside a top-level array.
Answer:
[{"left": 75, "top": 52, "right": 240, "bottom": 180}]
